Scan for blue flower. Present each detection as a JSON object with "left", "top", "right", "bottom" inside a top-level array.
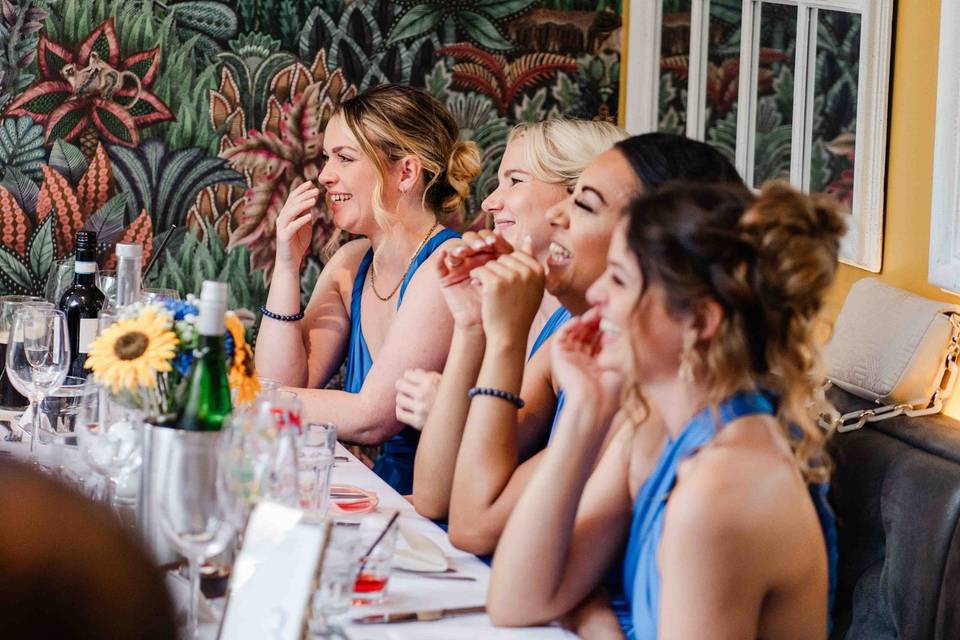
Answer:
[
  {"left": 225, "top": 331, "right": 235, "bottom": 362},
  {"left": 164, "top": 299, "right": 199, "bottom": 322},
  {"left": 173, "top": 351, "right": 194, "bottom": 377}
]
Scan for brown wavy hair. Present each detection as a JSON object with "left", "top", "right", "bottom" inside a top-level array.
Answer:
[
  {"left": 336, "top": 83, "right": 481, "bottom": 226},
  {"left": 622, "top": 181, "right": 845, "bottom": 482}
]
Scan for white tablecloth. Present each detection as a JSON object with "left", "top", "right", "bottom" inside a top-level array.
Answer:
[{"left": 0, "top": 430, "right": 575, "bottom": 639}]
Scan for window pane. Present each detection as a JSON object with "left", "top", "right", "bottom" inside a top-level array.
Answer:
[
  {"left": 809, "top": 10, "right": 861, "bottom": 213},
  {"left": 704, "top": 0, "right": 741, "bottom": 163},
  {"left": 753, "top": 2, "right": 797, "bottom": 188},
  {"left": 658, "top": 0, "right": 692, "bottom": 135}
]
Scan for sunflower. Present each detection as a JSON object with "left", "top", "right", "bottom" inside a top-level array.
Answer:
[
  {"left": 225, "top": 312, "right": 260, "bottom": 404},
  {"left": 85, "top": 308, "right": 179, "bottom": 393}
]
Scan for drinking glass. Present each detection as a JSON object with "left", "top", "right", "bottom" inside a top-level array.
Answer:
[
  {"left": 75, "top": 383, "right": 142, "bottom": 507},
  {"left": 5, "top": 307, "right": 70, "bottom": 456},
  {"left": 142, "top": 287, "right": 180, "bottom": 303},
  {"left": 261, "top": 388, "right": 303, "bottom": 435},
  {"left": 44, "top": 258, "right": 75, "bottom": 304},
  {"left": 352, "top": 510, "right": 399, "bottom": 604},
  {"left": 37, "top": 375, "right": 88, "bottom": 442},
  {"left": 160, "top": 430, "right": 233, "bottom": 640},
  {"left": 217, "top": 405, "right": 276, "bottom": 537},
  {"left": 310, "top": 522, "right": 363, "bottom": 637},
  {"left": 98, "top": 270, "right": 117, "bottom": 309},
  {"left": 0, "top": 296, "right": 50, "bottom": 410}
]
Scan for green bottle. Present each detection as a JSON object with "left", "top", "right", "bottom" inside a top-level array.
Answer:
[{"left": 178, "top": 281, "right": 232, "bottom": 431}]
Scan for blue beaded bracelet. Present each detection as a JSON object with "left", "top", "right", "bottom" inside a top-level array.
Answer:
[
  {"left": 467, "top": 386, "right": 525, "bottom": 409},
  {"left": 259, "top": 305, "right": 304, "bottom": 322}
]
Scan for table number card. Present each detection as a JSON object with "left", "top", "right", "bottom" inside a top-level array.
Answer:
[{"left": 218, "top": 502, "right": 326, "bottom": 640}]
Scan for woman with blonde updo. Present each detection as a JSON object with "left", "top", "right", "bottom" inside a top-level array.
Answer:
[
  {"left": 255, "top": 83, "right": 481, "bottom": 493},
  {"left": 402, "top": 118, "right": 626, "bottom": 518},
  {"left": 489, "top": 182, "right": 842, "bottom": 639}
]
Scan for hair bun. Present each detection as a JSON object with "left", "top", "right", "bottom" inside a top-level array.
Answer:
[
  {"left": 740, "top": 182, "right": 847, "bottom": 314},
  {"left": 440, "top": 139, "right": 481, "bottom": 218}
]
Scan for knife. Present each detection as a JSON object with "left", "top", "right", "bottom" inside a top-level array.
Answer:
[{"left": 351, "top": 604, "right": 486, "bottom": 624}]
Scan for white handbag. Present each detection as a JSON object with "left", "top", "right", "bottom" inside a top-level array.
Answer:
[{"left": 822, "top": 277, "right": 960, "bottom": 432}]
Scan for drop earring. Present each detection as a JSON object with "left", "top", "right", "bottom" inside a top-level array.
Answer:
[{"left": 678, "top": 328, "right": 698, "bottom": 383}]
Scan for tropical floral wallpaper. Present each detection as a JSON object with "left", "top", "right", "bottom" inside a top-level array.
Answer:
[
  {"left": 0, "top": 0, "right": 623, "bottom": 309},
  {"left": 657, "top": 0, "right": 858, "bottom": 204}
]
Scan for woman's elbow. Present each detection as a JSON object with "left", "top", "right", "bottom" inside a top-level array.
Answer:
[
  {"left": 412, "top": 492, "right": 448, "bottom": 521},
  {"left": 448, "top": 521, "right": 498, "bottom": 556},
  {"left": 487, "top": 595, "right": 549, "bottom": 628}
]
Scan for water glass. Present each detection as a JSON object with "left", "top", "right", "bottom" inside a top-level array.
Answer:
[
  {"left": 310, "top": 523, "right": 363, "bottom": 636},
  {"left": 98, "top": 270, "right": 117, "bottom": 308},
  {"left": 75, "top": 384, "right": 142, "bottom": 507},
  {"left": 260, "top": 389, "right": 303, "bottom": 435},
  {"left": 0, "top": 296, "right": 51, "bottom": 410},
  {"left": 37, "top": 375, "right": 88, "bottom": 442},
  {"left": 297, "top": 447, "right": 333, "bottom": 523},
  {"left": 159, "top": 430, "right": 233, "bottom": 640},
  {"left": 5, "top": 307, "right": 70, "bottom": 456},
  {"left": 44, "top": 258, "right": 75, "bottom": 304},
  {"left": 352, "top": 510, "right": 399, "bottom": 604}
]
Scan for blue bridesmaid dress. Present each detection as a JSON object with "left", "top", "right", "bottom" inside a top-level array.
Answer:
[
  {"left": 619, "top": 391, "right": 839, "bottom": 639},
  {"left": 342, "top": 227, "right": 459, "bottom": 495}
]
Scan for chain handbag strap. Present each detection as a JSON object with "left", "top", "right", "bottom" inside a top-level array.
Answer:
[{"left": 821, "top": 313, "right": 960, "bottom": 433}]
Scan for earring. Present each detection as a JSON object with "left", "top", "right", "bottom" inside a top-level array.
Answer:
[{"left": 678, "top": 328, "right": 698, "bottom": 383}]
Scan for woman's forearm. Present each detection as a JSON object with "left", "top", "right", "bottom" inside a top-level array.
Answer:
[
  {"left": 447, "top": 334, "right": 530, "bottom": 550},
  {"left": 255, "top": 265, "right": 309, "bottom": 386},
  {"left": 412, "top": 325, "right": 486, "bottom": 519},
  {"left": 292, "top": 386, "right": 401, "bottom": 445},
  {"left": 487, "top": 394, "right": 609, "bottom": 624}
]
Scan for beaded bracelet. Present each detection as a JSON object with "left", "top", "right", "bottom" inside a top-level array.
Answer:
[
  {"left": 259, "top": 305, "right": 304, "bottom": 322},
  {"left": 467, "top": 386, "right": 525, "bottom": 409}
]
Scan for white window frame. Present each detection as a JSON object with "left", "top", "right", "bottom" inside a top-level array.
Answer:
[
  {"left": 624, "top": 0, "right": 894, "bottom": 272},
  {"left": 930, "top": 1, "right": 960, "bottom": 292}
]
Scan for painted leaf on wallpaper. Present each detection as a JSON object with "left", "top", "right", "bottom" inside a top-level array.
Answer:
[
  {"left": 75, "top": 143, "right": 112, "bottom": 218},
  {"left": 3, "top": 18, "right": 174, "bottom": 151},
  {"left": 437, "top": 44, "right": 578, "bottom": 114},
  {"left": 0, "top": 0, "right": 49, "bottom": 112},
  {"left": 0, "top": 166, "right": 40, "bottom": 215},
  {"left": 28, "top": 213, "right": 54, "bottom": 282},
  {"left": 0, "top": 245, "right": 34, "bottom": 292},
  {"left": 389, "top": 1, "right": 535, "bottom": 52},
  {"left": 169, "top": 1, "right": 238, "bottom": 43},
  {"left": 81, "top": 192, "right": 127, "bottom": 248},
  {"left": 36, "top": 164, "right": 83, "bottom": 252},
  {"left": 107, "top": 140, "right": 245, "bottom": 231},
  {"left": 0, "top": 115, "right": 46, "bottom": 183},
  {"left": 387, "top": 4, "right": 443, "bottom": 44},
  {"left": 48, "top": 139, "right": 89, "bottom": 185},
  {"left": 103, "top": 208, "right": 153, "bottom": 270},
  {"left": 223, "top": 68, "right": 357, "bottom": 278}
]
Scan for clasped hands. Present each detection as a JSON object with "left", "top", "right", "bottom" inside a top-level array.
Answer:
[{"left": 437, "top": 230, "right": 545, "bottom": 344}]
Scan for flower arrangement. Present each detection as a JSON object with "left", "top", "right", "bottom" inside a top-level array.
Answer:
[{"left": 85, "top": 297, "right": 260, "bottom": 417}]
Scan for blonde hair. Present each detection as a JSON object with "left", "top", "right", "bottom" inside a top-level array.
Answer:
[
  {"left": 336, "top": 84, "right": 481, "bottom": 228},
  {"left": 508, "top": 119, "right": 627, "bottom": 186}
]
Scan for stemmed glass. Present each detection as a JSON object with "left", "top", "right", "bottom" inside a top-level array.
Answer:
[
  {"left": 160, "top": 430, "right": 233, "bottom": 640},
  {"left": 75, "top": 382, "right": 142, "bottom": 507},
  {"left": 5, "top": 307, "right": 69, "bottom": 456}
]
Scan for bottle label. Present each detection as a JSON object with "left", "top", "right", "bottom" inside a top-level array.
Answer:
[
  {"left": 75, "top": 261, "right": 97, "bottom": 274},
  {"left": 79, "top": 318, "right": 98, "bottom": 354}
]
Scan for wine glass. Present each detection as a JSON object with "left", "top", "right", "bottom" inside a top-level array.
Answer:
[
  {"left": 0, "top": 295, "right": 49, "bottom": 411},
  {"left": 44, "top": 258, "right": 75, "bottom": 304},
  {"left": 75, "top": 383, "right": 142, "bottom": 507},
  {"left": 5, "top": 307, "right": 69, "bottom": 456},
  {"left": 160, "top": 430, "right": 233, "bottom": 640}
]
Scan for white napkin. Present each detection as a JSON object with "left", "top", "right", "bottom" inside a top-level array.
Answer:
[
  {"left": 394, "top": 523, "right": 450, "bottom": 572},
  {"left": 164, "top": 571, "right": 220, "bottom": 625}
]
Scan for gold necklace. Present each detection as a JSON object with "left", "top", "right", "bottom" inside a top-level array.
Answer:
[{"left": 369, "top": 220, "right": 439, "bottom": 302}]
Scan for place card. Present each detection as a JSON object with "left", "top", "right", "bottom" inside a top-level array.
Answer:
[{"left": 218, "top": 501, "right": 326, "bottom": 640}]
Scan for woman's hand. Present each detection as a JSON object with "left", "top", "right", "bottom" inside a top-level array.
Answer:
[
  {"left": 469, "top": 236, "right": 544, "bottom": 346},
  {"left": 275, "top": 180, "right": 320, "bottom": 271},
  {"left": 437, "top": 231, "right": 511, "bottom": 329},
  {"left": 552, "top": 308, "right": 623, "bottom": 412},
  {"left": 395, "top": 368, "right": 442, "bottom": 430}
]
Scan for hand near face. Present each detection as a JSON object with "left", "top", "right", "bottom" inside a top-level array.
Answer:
[
  {"left": 551, "top": 308, "right": 623, "bottom": 410},
  {"left": 469, "top": 236, "right": 545, "bottom": 345},
  {"left": 394, "top": 368, "right": 442, "bottom": 430},
  {"left": 437, "top": 231, "right": 511, "bottom": 329},
  {"left": 275, "top": 180, "right": 320, "bottom": 270}
]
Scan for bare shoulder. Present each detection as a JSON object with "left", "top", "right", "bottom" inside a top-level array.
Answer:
[
  {"left": 667, "top": 415, "right": 808, "bottom": 543},
  {"left": 400, "top": 231, "right": 458, "bottom": 294},
  {"left": 328, "top": 238, "right": 372, "bottom": 271}
]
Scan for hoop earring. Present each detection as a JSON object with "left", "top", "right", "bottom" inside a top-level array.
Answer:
[{"left": 678, "top": 328, "right": 699, "bottom": 383}]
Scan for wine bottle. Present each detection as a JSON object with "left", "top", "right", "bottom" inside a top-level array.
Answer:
[
  {"left": 58, "top": 231, "right": 105, "bottom": 378},
  {"left": 115, "top": 242, "right": 142, "bottom": 308},
  {"left": 177, "top": 281, "right": 232, "bottom": 431}
]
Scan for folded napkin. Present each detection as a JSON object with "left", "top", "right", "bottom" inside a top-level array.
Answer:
[{"left": 394, "top": 522, "right": 450, "bottom": 573}]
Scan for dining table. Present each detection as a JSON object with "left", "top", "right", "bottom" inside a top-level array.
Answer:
[{"left": 0, "top": 424, "right": 578, "bottom": 639}]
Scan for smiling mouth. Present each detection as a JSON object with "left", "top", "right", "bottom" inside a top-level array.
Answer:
[
  {"left": 547, "top": 241, "right": 572, "bottom": 266},
  {"left": 329, "top": 193, "right": 352, "bottom": 203},
  {"left": 493, "top": 218, "right": 516, "bottom": 229}
]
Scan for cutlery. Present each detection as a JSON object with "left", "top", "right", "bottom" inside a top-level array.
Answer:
[
  {"left": 394, "top": 570, "right": 476, "bottom": 582},
  {"left": 352, "top": 604, "right": 486, "bottom": 624}
]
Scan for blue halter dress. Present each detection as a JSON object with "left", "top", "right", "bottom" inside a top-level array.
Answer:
[
  {"left": 343, "top": 227, "right": 459, "bottom": 495},
  {"left": 619, "top": 391, "right": 838, "bottom": 639}
]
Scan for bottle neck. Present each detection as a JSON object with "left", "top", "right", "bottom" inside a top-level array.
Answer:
[
  {"left": 116, "top": 255, "right": 141, "bottom": 306},
  {"left": 197, "top": 300, "right": 227, "bottom": 337},
  {"left": 74, "top": 260, "right": 97, "bottom": 285}
]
